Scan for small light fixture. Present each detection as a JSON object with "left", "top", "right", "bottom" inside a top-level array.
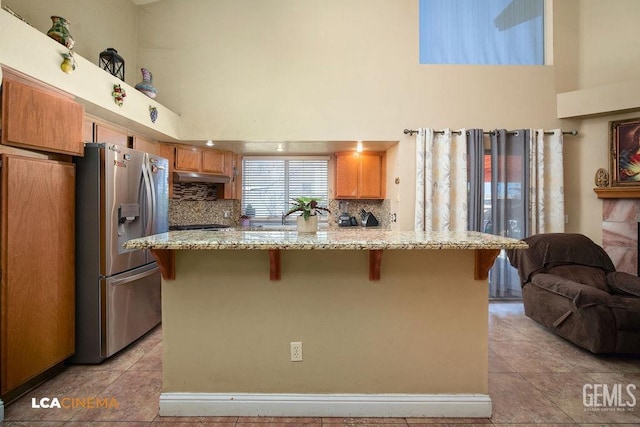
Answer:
[
  {"left": 276, "top": 144, "right": 284, "bottom": 152},
  {"left": 206, "top": 140, "right": 214, "bottom": 147},
  {"left": 356, "top": 141, "right": 363, "bottom": 153},
  {"left": 99, "top": 48, "right": 125, "bottom": 80}
]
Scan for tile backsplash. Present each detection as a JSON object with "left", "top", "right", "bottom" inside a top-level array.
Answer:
[
  {"left": 169, "top": 198, "right": 391, "bottom": 229},
  {"left": 172, "top": 182, "right": 218, "bottom": 201},
  {"left": 170, "top": 199, "right": 241, "bottom": 226},
  {"left": 327, "top": 199, "right": 391, "bottom": 229}
]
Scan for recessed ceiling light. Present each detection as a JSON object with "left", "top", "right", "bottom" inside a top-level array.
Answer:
[
  {"left": 276, "top": 144, "right": 284, "bottom": 152},
  {"left": 356, "top": 141, "right": 363, "bottom": 152},
  {"left": 206, "top": 140, "right": 214, "bottom": 147}
]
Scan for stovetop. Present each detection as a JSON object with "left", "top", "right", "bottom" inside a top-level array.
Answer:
[{"left": 168, "top": 224, "right": 231, "bottom": 231}]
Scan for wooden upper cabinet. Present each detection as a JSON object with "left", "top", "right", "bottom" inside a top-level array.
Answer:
[
  {"left": 1, "top": 78, "right": 84, "bottom": 156},
  {"left": 223, "top": 151, "right": 240, "bottom": 199},
  {"left": 174, "top": 146, "right": 201, "bottom": 172},
  {"left": 202, "top": 150, "right": 225, "bottom": 174},
  {"left": 83, "top": 119, "right": 95, "bottom": 143},
  {"left": 335, "top": 152, "right": 360, "bottom": 198},
  {"left": 359, "top": 152, "right": 385, "bottom": 199},
  {"left": 95, "top": 124, "right": 129, "bottom": 148},
  {"left": 335, "top": 151, "right": 386, "bottom": 199}
]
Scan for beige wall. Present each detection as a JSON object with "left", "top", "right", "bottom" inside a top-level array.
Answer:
[
  {"left": 163, "top": 249, "right": 488, "bottom": 394},
  {"left": 5, "top": 0, "right": 639, "bottom": 237},
  {"left": 558, "top": 0, "right": 640, "bottom": 242},
  {"left": 136, "top": 0, "right": 561, "bottom": 231},
  {"left": 576, "top": 0, "right": 640, "bottom": 89}
]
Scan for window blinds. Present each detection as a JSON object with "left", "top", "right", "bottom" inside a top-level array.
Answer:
[{"left": 242, "top": 157, "right": 329, "bottom": 223}]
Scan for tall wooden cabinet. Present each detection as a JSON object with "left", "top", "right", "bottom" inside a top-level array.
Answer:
[
  {"left": 0, "top": 155, "right": 75, "bottom": 400},
  {"left": 335, "top": 151, "right": 386, "bottom": 199}
]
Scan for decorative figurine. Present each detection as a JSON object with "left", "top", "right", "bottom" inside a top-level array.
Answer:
[
  {"left": 60, "top": 51, "right": 76, "bottom": 73},
  {"left": 595, "top": 168, "right": 610, "bottom": 188},
  {"left": 135, "top": 68, "right": 158, "bottom": 99},
  {"left": 149, "top": 106, "right": 158, "bottom": 123},
  {"left": 112, "top": 84, "right": 126, "bottom": 107}
]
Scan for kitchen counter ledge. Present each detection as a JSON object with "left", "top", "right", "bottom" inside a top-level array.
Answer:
[
  {"left": 124, "top": 229, "right": 525, "bottom": 251},
  {"left": 124, "top": 230, "right": 526, "bottom": 282}
]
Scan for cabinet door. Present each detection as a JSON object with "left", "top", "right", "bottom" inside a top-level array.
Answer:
[
  {"left": 174, "top": 146, "right": 201, "bottom": 172},
  {"left": 359, "top": 152, "right": 385, "bottom": 199},
  {"left": 95, "top": 124, "right": 129, "bottom": 148},
  {"left": 1, "top": 79, "right": 84, "bottom": 156},
  {"left": 202, "top": 150, "right": 226, "bottom": 174},
  {"left": 1, "top": 155, "right": 75, "bottom": 396},
  {"left": 335, "top": 153, "right": 359, "bottom": 198},
  {"left": 132, "top": 136, "right": 158, "bottom": 155},
  {"left": 223, "top": 151, "right": 239, "bottom": 199},
  {"left": 84, "top": 119, "right": 95, "bottom": 143}
]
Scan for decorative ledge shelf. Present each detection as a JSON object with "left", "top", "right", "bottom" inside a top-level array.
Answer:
[{"left": 594, "top": 187, "right": 640, "bottom": 199}]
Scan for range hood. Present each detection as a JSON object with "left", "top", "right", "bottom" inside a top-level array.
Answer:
[{"left": 173, "top": 171, "right": 231, "bottom": 184}]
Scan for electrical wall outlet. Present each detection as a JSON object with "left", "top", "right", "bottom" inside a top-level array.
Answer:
[{"left": 290, "top": 342, "right": 302, "bottom": 362}]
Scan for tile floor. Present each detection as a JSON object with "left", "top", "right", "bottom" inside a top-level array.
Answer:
[{"left": 2, "top": 302, "right": 640, "bottom": 426}]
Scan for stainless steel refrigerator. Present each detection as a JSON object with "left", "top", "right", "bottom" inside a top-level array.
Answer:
[{"left": 73, "top": 143, "right": 168, "bottom": 363}]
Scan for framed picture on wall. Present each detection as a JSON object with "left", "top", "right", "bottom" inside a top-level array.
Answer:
[{"left": 610, "top": 117, "right": 640, "bottom": 186}]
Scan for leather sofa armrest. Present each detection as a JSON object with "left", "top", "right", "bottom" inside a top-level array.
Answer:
[
  {"left": 531, "top": 273, "right": 615, "bottom": 308},
  {"left": 607, "top": 271, "right": 640, "bottom": 297}
]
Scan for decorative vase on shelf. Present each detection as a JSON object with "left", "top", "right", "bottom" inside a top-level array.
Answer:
[
  {"left": 135, "top": 68, "right": 158, "bottom": 99},
  {"left": 296, "top": 215, "right": 318, "bottom": 233},
  {"left": 47, "top": 16, "right": 75, "bottom": 49}
]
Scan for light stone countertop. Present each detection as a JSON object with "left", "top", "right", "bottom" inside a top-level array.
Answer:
[{"left": 123, "top": 229, "right": 528, "bottom": 251}]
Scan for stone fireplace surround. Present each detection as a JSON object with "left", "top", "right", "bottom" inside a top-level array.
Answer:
[{"left": 602, "top": 198, "right": 639, "bottom": 275}]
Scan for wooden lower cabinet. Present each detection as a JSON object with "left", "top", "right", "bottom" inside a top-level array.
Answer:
[{"left": 0, "top": 154, "right": 75, "bottom": 400}]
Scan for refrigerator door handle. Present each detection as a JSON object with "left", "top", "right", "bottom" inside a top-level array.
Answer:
[
  {"left": 142, "top": 153, "right": 154, "bottom": 236},
  {"left": 110, "top": 265, "right": 158, "bottom": 287}
]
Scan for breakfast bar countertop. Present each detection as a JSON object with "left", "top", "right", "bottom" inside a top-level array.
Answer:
[{"left": 123, "top": 229, "right": 527, "bottom": 251}]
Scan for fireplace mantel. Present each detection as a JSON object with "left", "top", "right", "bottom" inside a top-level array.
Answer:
[{"left": 594, "top": 187, "right": 640, "bottom": 199}]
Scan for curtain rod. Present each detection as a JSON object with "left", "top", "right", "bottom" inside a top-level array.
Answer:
[{"left": 403, "top": 129, "right": 579, "bottom": 137}]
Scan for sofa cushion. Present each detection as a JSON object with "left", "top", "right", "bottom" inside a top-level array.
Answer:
[
  {"left": 530, "top": 273, "right": 617, "bottom": 308},
  {"left": 546, "top": 265, "right": 610, "bottom": 293},
  {"left": 607, "top": 271, "right": 640, "bottom": 297}
]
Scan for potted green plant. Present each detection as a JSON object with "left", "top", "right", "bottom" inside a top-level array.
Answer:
[{"left": 284, "top": 197, "right": 330, "bottom": 233}]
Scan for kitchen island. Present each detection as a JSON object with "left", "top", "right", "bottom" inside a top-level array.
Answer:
[{"left": 124, "top": 230, "right": 526, "bottom": 418}]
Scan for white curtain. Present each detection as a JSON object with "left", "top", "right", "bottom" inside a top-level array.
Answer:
[
  {"left": 529, "top": 129, "right": 565, "bottom": 234},
  {"left": 415, "top": 128, "right": 468, "bottom": 232}
]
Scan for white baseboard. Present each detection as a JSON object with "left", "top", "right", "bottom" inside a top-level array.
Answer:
[{"left": 159, "top": 392, "right": 492, "bottom": 418}]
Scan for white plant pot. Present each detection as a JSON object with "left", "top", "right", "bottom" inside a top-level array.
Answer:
[{"left": 296, "top": 215, "right": 318, "bottom": 233}]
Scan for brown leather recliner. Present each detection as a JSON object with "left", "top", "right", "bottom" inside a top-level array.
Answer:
[{"left": 506, "top": 233, "right": 640, "bottom": 354}]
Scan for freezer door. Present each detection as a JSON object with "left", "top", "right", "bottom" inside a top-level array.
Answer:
[
  {"left": 101, "top": 263, "right": 161, "bottom": 359},
  {"left": 103, "top": 145, "right": 147, "bottom": 275}
]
